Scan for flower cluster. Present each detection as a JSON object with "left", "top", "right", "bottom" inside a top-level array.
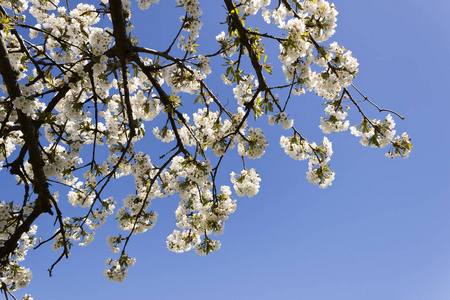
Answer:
[
  {"left": 216, "top": 31, "right": 238, "bottom": 58},
  {"left": 386, "top": 132, "right": 412, "bottom": 159},
  {"left": 0, "top": 137, "right": 18, "bottom": 171},
  {"left": 230, "top": 168, "right": 261, "bottom": 197},
  {"left": 104, "top": 254, "right": 136, "bottom": 283},
  {"left": 233, "top": 75, "right": 258, "bottom": 107},
  {"left": 167, "top": 185, "right": 236, "bottom": 255},
  {"left": 280, "top": 136, "right": 334, "bottom": 188},
  {"left": 107, "top": 235, "right": 122, "bottom": 254},
  {"left": 0, "top": 202, "right": 37, "bottom": 291},
  {"left": 237, "top": 127, "right": 268, "bottom": 159},
  {"left": 89, "top": 28, "right": 113, "bottom": 56},
  {"left": 266, "top": 1, "right": 359, "bottom": 101},
  {"left": 350, "top": 114, "right": 396, "bottom": 148},
  {"left": 153, "top": 126, "right": 175, "bottom": 143},
  {"left": 268, "top": 112, "right": 294, "bottom": 130},
  {"left": 163, "top": 65, "right": 203, "bottom": 94},
  {"left": 136, "top": 0, "right": 159, "bottom": 10},
  {"left": 319, "top": 103, "right": 349, "bottom": 133},
  {"left": 176, "top": 0, "right": 203, "bottom": 52},
  {"left": 12, "top": 96, "right": 44, "bottom": 117},
  {"left": 306, "top": 137, "right": 334, "bottom": 188},
  {"left": 280, "top": 135, "right": 310, "bottom": 161},
  {"left": 51, "top": 217, "right": 96, "bottom": 251}
]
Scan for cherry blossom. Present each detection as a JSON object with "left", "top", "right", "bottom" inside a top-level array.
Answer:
[{"left": 0, "top": 0, "right": 411, "bottom": 297}]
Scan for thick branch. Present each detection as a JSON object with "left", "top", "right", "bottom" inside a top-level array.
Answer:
[
  {"left": 224, "top": 0, "right": 267, "bottom": 90},
  {"left": 109, "top": 0, "right": 135, "bottom": 136},
  {"left": 109, "top": 0, "right": 132, "bottom": 59},
  {"left": 0, "top": 30, "right": 53, "bottom": 265}
]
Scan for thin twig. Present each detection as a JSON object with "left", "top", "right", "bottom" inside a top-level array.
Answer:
[{"left": 351, "top": 84, "right": 405, "bottom": 119}]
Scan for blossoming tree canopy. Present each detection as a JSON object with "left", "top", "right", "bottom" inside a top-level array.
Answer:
[{"left": 0, "top": 0, "right": 412, "bottom": 296}]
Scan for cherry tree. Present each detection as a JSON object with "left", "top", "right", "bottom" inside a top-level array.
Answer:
[{"left": 0, "top": 0, "right": 412, "bottom": 298}]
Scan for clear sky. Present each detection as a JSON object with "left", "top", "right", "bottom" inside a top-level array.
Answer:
[{"left": 9, "top": 0, "right": 450, "bottom": 299}]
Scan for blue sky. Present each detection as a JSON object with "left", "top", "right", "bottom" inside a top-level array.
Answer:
[{"left": 8, "top": 0, "right": 450, "bottom": 299}]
